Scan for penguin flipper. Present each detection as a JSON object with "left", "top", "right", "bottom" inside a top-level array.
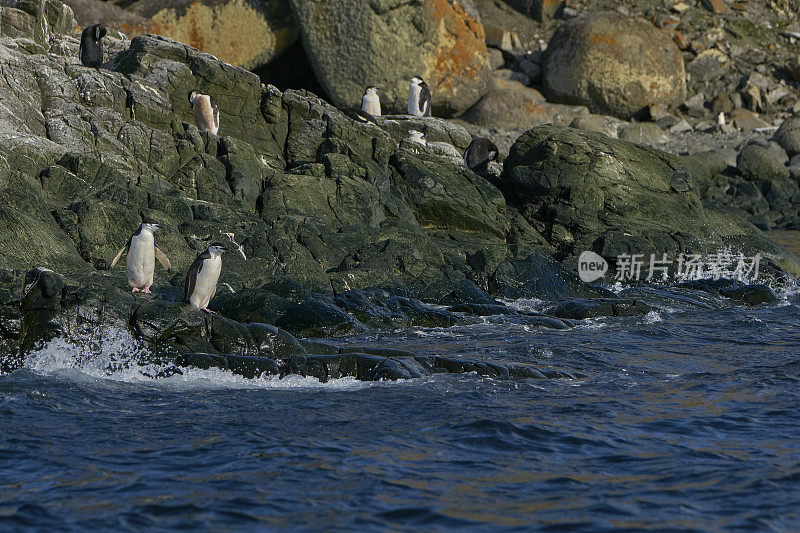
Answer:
[
  {"left": 420, "top": 85, "right": 431, "bottom": 115},
  {"left": 154, "top": 246, "right": 172, "bottom": 272},
  {"left": 184, "top": 253, "right": 206, "bottom": 303},
  {"left": 110, "top": 245, "right": 128, "bottom": 269}
]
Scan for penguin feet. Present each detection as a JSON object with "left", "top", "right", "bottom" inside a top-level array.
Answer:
[
  {"left": 131, "top": 287, "right": 141, "bottom": 293},
  {"left": 141, "top": 287, "right": 152, "bottom": 294},
  {"left": 199, "top": 307, "right": 215, "bottom": 314}
]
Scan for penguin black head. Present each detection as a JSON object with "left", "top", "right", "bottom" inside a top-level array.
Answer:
[
  {"left": 188, "top": 90, "right": 199, "bottom": 108},
  {"left": 208, "top": 242, "right": 227, "bottom": 254},
  {"left": 365, "top": 85, "right": 379, "bottom": 94},
  {"left": 92, "top": 24, "right": 107, "bottom": 42},
  {"left": 141, "top": 219, "right": 161, "bottom": 232}
]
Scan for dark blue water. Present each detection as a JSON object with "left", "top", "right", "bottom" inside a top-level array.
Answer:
[{"left": 2, "top": 284, "right": 799, "bottom": 531}]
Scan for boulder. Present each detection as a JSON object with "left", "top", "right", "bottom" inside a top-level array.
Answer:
[
  {"left": 548, "top": 298, "right": 654, "bottom": 319},
  {"left": 737, "top": 144, "right": 790, "bottom": 181},
  {"left": 140, "top": 0, "right": 298, "bottom": 71},
  {"left": 64, "top": 0, "right": 298, "bottom": 72},
  {"left": 774, "top": 113, "right": 800, "bottom": 157},
  {"left": 501, "top": 125, "right": 800, "bottom": 276},
  {"left": 542, "top": 13, "right": 686, "bottom": 119},
  {"left": 617, "top": 122, "right": 667, "bottom": 145},
  {"left": 461, "top": 79, "right": 549, "bottom": 129},
  {"left": 62, "top": 0, "right": 147, "bottom": 30},
  {"left": 288, "top": 0, "right": 493, "bottom": 116}
]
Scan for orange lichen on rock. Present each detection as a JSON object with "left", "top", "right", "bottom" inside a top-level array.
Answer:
[
  {"left": 113, "top": 0, "right": 297, "bottom": 70},
  {"left": 425, "top": 0, "right": 490, "bottom": 92}
]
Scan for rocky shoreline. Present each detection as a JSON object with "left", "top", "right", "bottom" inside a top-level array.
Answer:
[{"left": 0, "top": 0, "right": 798, "bottom": 380}]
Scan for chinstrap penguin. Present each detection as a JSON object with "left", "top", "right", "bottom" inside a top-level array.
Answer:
[
  {"left": 407, "top": 130, "right": 427, "bottom": 146},
  {"left": 361, "top": 86, "right": 381, "bottom": 116},
  {"left": 189, "top": 91, "right": 220, "bottom": 135},
  {"left": 408, "top": 76, "right": 431, "bottom": 117},
  {"left": 110, "top": 219, "right": 172, "bottom": 293},
  {"left": 185, "top": 243, "right": 227, "bottom": 312},
  {"left": 338, "top": 107, "right": 377, "bottom": 125},
  {"left": 464, "top": 137, "right": 499, "bottom": 172},
  {"left": 79, "top": 24, "right": 107, "bottom": 68}
]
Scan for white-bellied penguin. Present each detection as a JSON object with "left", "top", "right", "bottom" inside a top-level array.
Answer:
[
  {"left": 361, "top": 86, "right": 381, "bottom": 116},
  {"left": 184, "top": 243, "right": 227, "bottom": 312},
  {"left": 408, "top": 76, "right": 431, "bottom": 117},
  {"left": 110, "top": 219, "right": 172, "bottom": 293}
]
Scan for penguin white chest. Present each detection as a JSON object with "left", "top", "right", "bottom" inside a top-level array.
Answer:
[
  {"left": 127, "top": 232, "right": 155, "bottom": 288},
  {"left": 194, "top": 95, "right": 219, "bottom": 135},
  {"left": 408, "top": 84, "right": 422, "bottom": 116},
  {"left": 362, "top": 93, "right": 381, "bottom": 116},
  {"left": 189, "top": 256, "right": 222, "bottom": 308}
]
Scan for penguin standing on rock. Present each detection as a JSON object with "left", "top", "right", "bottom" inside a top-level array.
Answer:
[
  {"left": 464, "top": 137, "right": 499, "bottom": 173},
  {"left": 110, "top": 219, "right": 172, "bottom": 294},
  {"left": 361, "top": 86, "right": 381, "bottom": 116},
  {"left": 79, "top": 24, "right": 107, "bottom": 68},
  {"left": 338, "top": 107, "right": 377, "bottom": 125},
  {"left": 188, "top": 91, "right": 220, "bottom": 135},
  {"left": 408, "top": 76, "right": 431, "bottom": 117},
  {"left": 185, "top": 243, "right": 227, "bottom": 312}
]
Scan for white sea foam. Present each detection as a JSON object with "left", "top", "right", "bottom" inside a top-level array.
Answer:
[
  {"left": 500, "top": 297, "right": 546, "bottom": 314},
  {"left": 643, "top": 310, "right": 663, "bottom": 324},
  {"left": 21, "top": 327, "right": 390, "bottom": 391}
]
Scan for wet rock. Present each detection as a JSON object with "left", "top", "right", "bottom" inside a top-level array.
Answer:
[
  {"left": 275, "top": 299, "right": 366, "bottom": 338},
  {"left": 677, "top": 279, "right": 777, "bottom": 306},
  {"left": 334, "top": 288, "right": 455, "bottom": 329},
  {"left": 542, "top": 12, "right": 686, "bottom": 119},
  {"left": 288, "top": 0, "right": 493, "bottom": 116},
  {"left": 175, "top": 348, "right": 581, "bottom": 382},
  {"left": 548, "top": 298, "right": 654, "bottom": 319}
]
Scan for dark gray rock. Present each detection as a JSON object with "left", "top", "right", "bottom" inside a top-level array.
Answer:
[
  {"left": 501, "top": 125, "right": 800, "bottom": 276},
  {"left": 737, "top": 143, "right": 790, "bottom": 181},
  {"left": 774, "top": 113, "right": 800, "bottom": 157},
  {"left": 548, "top": 298, "right": 654, "bottom": 319}
]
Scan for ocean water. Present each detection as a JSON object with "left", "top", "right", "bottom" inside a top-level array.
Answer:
[{"left": 1, "top": 282, "right": 799, "bottom": 531}]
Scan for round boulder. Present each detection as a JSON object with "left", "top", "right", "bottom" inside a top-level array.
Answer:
[
  {"left": 542, "top": 13, "right": 686, "bottom": 119},
  {"left": 288, "top": 0, "right": 492, "bottom": 117},
  {"left": 774, "top": 113, "right": 800, "bottom": 158},
  {"left": 460, "top": 79, "right": 548, "bottom": 129}
]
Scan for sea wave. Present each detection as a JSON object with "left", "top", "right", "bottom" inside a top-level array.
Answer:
[{"left": 21, "top": 327, "right": 386, "bottom": 391}]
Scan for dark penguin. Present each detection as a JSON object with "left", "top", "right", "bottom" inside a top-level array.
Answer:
[
  {"left": 464, "top": 137, "right": 499, "bottom": 173},
  {"left": 184, "top": 243, "right": 227, "bottom": 312},
  {"left": 408, "top": 76, "right": 432, "bottom": 117},
  {"left": 79, "top": 24, "right": 107, "bottom": 68}
]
